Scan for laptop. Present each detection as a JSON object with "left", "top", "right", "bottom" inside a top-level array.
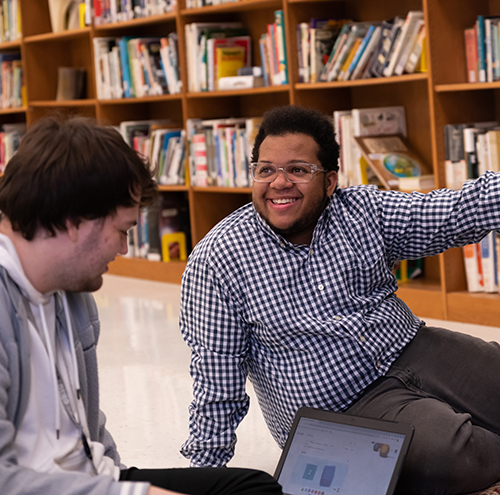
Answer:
[{"left": 274, "top": 406, "right": 414, "bottom": 495}]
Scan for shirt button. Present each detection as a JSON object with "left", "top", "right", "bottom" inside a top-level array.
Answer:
[
  {"left": 360, "top": 335, "right": 366, "bottom": 342},
  {"left": 318, "top": 284, "right": 324, "bottom": 291},
  {"left": 334, "top": 316, "right": 341, "bottom": 321},
  {"left": 377, "top": 361, "right": 381, "bottom": 368},
  {"left": 309, "top": 249, "right": 314, "bottom": 255},
  {"left": 280, "top": 243, "right": 285, "bottom": 248}
]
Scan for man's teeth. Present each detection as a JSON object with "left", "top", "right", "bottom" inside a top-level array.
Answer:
[{"left": 272, "top": 198, "right": 296, "bottom": 204}]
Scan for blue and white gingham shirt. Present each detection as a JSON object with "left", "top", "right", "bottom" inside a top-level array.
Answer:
[{"left": 180, "top": 173, "right": 500, "bottom": 467}]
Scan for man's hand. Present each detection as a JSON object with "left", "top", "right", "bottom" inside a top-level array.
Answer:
[{"left": 148, "top": 486, "right": 188, "bottom": 495}]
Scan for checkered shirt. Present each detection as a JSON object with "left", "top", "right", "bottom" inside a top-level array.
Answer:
[{"left": 180, "top": 172, "right": 500, "bottom": 467}]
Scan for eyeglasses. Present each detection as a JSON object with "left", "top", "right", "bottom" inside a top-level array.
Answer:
[{"left": 250, "top": 162, "right": 326, "bottom": 183}]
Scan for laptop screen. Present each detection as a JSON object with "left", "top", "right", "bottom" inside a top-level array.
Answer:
[{"left": 275, "top": 408, "right": 413, "bottom": 495}]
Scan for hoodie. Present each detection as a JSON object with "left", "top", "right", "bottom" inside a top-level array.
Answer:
[{"left": 0, "top": 232, "right": 148, "bottom": 495}]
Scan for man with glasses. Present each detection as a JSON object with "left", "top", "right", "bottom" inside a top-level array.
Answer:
[{"left": 180, "top": 105, "right": 500, "bottom": 494}]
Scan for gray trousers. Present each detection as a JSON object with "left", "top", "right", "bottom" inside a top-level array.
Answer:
[{"left": 345, "top": 326, "right": 500, "bottom": 495}]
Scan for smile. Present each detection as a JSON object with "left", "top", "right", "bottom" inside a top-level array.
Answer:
[{"left": 271, "top": 198, "right": 297, "bottom": 205}]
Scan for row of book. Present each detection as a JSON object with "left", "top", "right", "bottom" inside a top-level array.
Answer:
[
  {"left": 119, "top": 119, "right": 186, "bottom": 186},
  {"left": 0, "top": 122, "right": 25, "bottom": 173},
  {"left": 334, "top": 105, "right": 433, "bottom": 192},
  {"left": 185, "top": 0, "right": 237, "bottom": 9},
  {"left": 394, "top": 258, "right": 424, "bottom": 283},
  {"left": 0, "top": 52, "right": 23, "bottom": 109},
  {"left": 0, "top": 0, "right": 20, "bottom": 42},
  {"left": 444, "top": 121, "right": 500, "bottom": 190},
  {"left": 463, "top": 232, "right": 499, "bottom": 293},
  {"left": 185, "top": 11, "right": 287, "bottom": 93},
  {"left": 93, "top": 0, "right": 175, "bottom": 25},
  {"left": 125, "top": 194, "right": 191, "bottom": 261},
  {"left": 93, "top": 33, "right": 181, "bottom": 100},
  {"left": 464, "top": 15, "right": 500, "bottom": 83},
  {"left": 187, "top": 116, "right": 262, "bottom": 187},
  {"left": 298, "top": 11, "right": 426, "bottom": 84}
]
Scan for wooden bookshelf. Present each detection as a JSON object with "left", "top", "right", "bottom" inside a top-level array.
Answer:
[{"left": 10, "top": 0, "right": 500, "bottom": 326}]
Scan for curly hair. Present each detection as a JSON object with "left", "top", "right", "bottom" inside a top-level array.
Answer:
[
  {"left": 0, "top": 115, "right": 158, "bottom": 240},
  {"left": 251, "top": 105, "right": 340, "bottom": 172}
]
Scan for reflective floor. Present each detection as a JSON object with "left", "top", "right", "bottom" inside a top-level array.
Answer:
[{"left": 95, "top": 274, "right": 500, "bottom": 475}]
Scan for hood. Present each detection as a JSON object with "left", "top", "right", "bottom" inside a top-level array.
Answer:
[{"left": 0, "top": 232, "right": 51, "bottom": 305}]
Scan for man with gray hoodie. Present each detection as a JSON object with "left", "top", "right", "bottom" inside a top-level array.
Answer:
[{"left": 0, "top": 116, "right": 282, "bottom": 495}]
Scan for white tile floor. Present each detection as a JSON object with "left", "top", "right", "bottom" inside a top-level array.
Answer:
[{"left": 94, "top": 274, "right": 500, "bottom": 475}]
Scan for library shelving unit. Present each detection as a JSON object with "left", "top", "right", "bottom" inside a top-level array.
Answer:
[{"left": 11, "top": 0, "right": 500, "bottom": 326}]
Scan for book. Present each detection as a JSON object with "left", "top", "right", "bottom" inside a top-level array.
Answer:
[
  {"left": 343, "top": 24, "right": 377, "bottom": 81},
  {"left": 319, "top": 23, "right": 351, "bottom": 82},
  {"left": 48, "top": 0, "right": 80, "bottom": 32},
  {"left": 480, "top": 231, "right": 498, "bottom": 293},
  {"left": 464, "top": 27, "right": 478, "bottom": 83},
  {"left": 476, "top": 15, "right": 487, "bottom": 82},
  {"left": 354, "top": 134, "right": 431, "bottom": 190},
  {"left": 393, "top": 18, "right": 425, "bottom": 76},
  {"left": 370, "top": 17, "right": 404, "bottom": 77},
  {"left": 383, "top": 11, "right": 424, "bottom": 77},
  {"left": 443, "top": 123, "right": 467, "bottom": 189},
  {"left": 274, "top": 10, "right": 288, "bottom": 84},
  {"left": 352, "top": 105, "right": 407, "bottom": 137},
  {"left": 215, "top": 45, "right": 245, "bottom": 88},
  {"left": 463, "top": 242, "right": 484, "bottom": 292},
  {"left": 351, "top": 26, "right": 382, "bottom": 80},
  {"left": 404, "top": 24, "right": 426, "bottom": 74},
  {"left": 398, "top": 174, "right": 435, "bottom": 192}
]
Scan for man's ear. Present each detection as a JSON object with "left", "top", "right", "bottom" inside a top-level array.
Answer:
[
  {"left": 65, "top": 218, "right": 81, "bottom": 243},
  {"left": 325, "top": 170, "right": 338, "bottom": 197}
]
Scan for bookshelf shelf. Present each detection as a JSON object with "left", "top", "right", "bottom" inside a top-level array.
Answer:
[
  {"left": 29, "top": 100, "right": 98, "bottom": 107},
  {"left": 435, "top": 82, "right": 500, "bottom": 92},
  {"left": 23, "top": 28, "right": 92, "bottom": 44},
  {"left": 181, "top": 0, "right": 282, "bottom": 15},
  {"left": 186, "top": 86, "right": 290, "bottom": 98},
  {"left": 11, "top": 0, "right": 498, "bottom": 326},
  {"left": 0, "top": 40, "right": 22, "bottom": 50},
  {"left": 98, "top": 94, "right": 183, "bottom": 105},
  {"left": 93, "top": 13, "right": 178, "bottom": 31},
  {"left": 295, "top": 73, "right": 428, "bottom": 90}
]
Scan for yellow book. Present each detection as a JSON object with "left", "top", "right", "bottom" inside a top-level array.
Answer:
[
  {"left": 216, "top": 46, "right": 245, "bottom": 88},
  {"left": 338, "top": 38, "right": 361, "bottom": 80},
  {"left": 415, "top": 35, "right": 427, "bottom": 72}
]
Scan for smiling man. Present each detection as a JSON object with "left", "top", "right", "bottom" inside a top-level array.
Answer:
[
  {"left": 181, "top": 105, "right": 500, "bottom": 494},
  {"left": 0, "top": 116, "right": 282, "bottom": 495}
]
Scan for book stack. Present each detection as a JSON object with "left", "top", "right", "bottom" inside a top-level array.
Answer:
[
  {"left": 259, "top": 10, "right": 288, "bottom": 86},
  {"left": 0, "top": 122, "right": 25, "bottom": 173},
  {"left": 0, "top": 0, "right": 21, "bottom": 42},
  {"left": 119, "top": 119, "right": 187, "bottom": 186},
  {"left": 443, "top": 121, "right": 500, "bottom": 189},
  {"left": 125, "top": 194, "right": 191, "bottom": 262},
  {"left": 463, "top": 232, "right": 499, "bottom": 293},
  {"left": 299, "top": 11, "right": 426, "bottom": 83},
  {"left": 463, "top": 15, "right": 500, "bottom": 83},
  {"left": 184, "top": 21, "right": 251, "bottom": 92},
  {"left": 93, "top": 34, "right": 181, "bottom": 99},
  {"left": 94, "top": 0, "right": 175, "bottom": 25},
  {"left": 186, "top": 116, "right": 263, "bottom": 187},
  {"left": 0, "top": 52, "right": 23, "bottom": 109}
]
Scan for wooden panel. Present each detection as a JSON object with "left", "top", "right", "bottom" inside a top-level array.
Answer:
[
  {"left": 189, "top": 189, "right": 251, "bottom": 244},
  {"left": 20, "top": 0, "right": 52, "bottom": 37},
  {"left": 107, "top": 257, "right": 187, "bottom": 284},
  {"left": 396, "top": 285, "right": 446, "bottom": 319},
  {"left": 447, "top": 291, "right": 500, "bottom": 327}
]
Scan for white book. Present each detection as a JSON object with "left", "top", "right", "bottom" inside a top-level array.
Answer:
[
  {"left": 351, "top": 26, "right": 382, "bottom": 80},
  {"left": 481, "top": 232, "right": 498, "bottom": 292},
  {"left": 352, "top": 105, "right": 407, "bottom": 137},
  {"left": 394, "top": 19, "right": 425, "bottom": 76},
  {"left": 383, "top": 11, "right": 424, "bottom": 77}
]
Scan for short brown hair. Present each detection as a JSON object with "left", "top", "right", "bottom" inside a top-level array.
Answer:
[{"left": 0, "top": 115, "right": 158, "bottom": 240}]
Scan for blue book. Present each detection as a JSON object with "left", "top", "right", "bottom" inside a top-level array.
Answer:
[
  {"left": 477, "top": 16, "right": 487, "bottom": 82},
  {"left": 159, "top": 130, "right": 182, "bottom": 179},
  {"left": 345, "top": 24, "right": 376, "bottom": 80},
  {"left": 118, "top": 38, "right": 134, "bottom": 98}
]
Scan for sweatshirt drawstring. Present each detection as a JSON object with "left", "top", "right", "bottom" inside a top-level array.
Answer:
[
  {"left": 38, "top": 303, "right": 61, "bottom": 439},
  {"left": 61, "top": 292, "right": 82, "bottom": 400}
]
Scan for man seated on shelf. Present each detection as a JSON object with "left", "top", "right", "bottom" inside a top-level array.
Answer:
[
  {"left": 0, "top": 116, "right": 283, "bottom": 495},
  {"left": 180, "top": 104, "right": 500, "bottom": 495}
]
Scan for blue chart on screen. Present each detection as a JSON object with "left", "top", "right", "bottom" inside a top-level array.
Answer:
[{"left": 291, "top": 455, "right": 348, "bottom": 492}]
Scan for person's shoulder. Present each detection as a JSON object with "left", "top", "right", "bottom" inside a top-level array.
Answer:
[{"left": 190, "top": 202, "right": 255, "bottom": 261}]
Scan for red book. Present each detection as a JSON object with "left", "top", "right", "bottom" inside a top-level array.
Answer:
[{"left": 464, "top": 26, "right": 478, "bottom": 83}]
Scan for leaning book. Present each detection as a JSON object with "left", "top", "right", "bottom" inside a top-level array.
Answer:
[{"left": 354, "top": 134, "right": 432, "bottom": 190}]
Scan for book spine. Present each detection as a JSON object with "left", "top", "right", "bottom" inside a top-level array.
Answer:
[
  {"left": 477, "top": 16, "right": 487, "bottom": 82},
  {"left": 464, "top": 27, "right": 478, "bottom": 83},
  {"left": 344, "top": 25, "right": 375, "bottom": 80},
  {"left": 274, "top": 10, "right": 288, "bottom": 84}
]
